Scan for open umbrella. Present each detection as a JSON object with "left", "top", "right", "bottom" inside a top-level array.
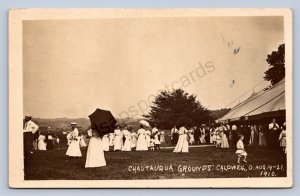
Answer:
[
  {"left": 88, "top": 108, "right": 118, "bottom": 136},
  {"left": 139, "top": 120, "right": 150, "bottom": 127}
]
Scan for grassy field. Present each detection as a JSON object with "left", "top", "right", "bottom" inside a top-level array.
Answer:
[{"left": 24, "top": 146, "right": 286, "bottom": 180}]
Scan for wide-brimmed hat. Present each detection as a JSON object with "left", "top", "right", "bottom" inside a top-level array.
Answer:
[
  {"left": 70, "top": 122, "right": 77, "bottom": 126},
  {"left": 24, "top": 115, "right": 32, "bottom": 118}
]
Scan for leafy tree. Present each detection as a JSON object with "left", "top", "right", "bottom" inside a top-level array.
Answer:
[
  {"left": 143, "top": 89, "right": 211, "bottom": 129},
  {"left": 264, "top": 44, "right": 285, "bottom": 85}
]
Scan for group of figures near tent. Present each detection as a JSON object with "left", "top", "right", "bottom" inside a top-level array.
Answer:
[
  {"left": 170, "top": 123, "right": 230, "bottom": 149},
  {"left": 23, "top": 114, "right": 287, "bottom": 168},
  {"left": 172, "top": 119, "right": 287, "bottom": 154}
]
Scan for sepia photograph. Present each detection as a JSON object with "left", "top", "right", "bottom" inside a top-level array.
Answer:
[{"left": 9, "top": 8, "right": 292, "bottom": 188}]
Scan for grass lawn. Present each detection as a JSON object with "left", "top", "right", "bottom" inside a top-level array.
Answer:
[{"left": 24, "top": 146, "right": 286, "bottom": 180}]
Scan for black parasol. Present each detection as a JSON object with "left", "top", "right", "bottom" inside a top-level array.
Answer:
[{"left": 88, "top": 108, "right": 118, "bottom": 136}]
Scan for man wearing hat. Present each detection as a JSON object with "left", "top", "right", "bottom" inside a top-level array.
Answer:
[{"left": 23, "top": 115, "right": 39, "bottom": 158}]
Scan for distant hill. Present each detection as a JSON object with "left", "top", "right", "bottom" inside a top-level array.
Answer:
[
  {"left": 32, "top": 109, "right": 230, "bottom": 133},
  {"left": 32, "top": 117, "right": 143, "bottom": 133},
  {"left": 209, "top": 108, "right": 231, "bottom": 121}
]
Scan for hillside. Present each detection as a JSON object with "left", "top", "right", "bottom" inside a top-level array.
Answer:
[{"left": 209, "top": 108, "right": 231, "bottom": 121}]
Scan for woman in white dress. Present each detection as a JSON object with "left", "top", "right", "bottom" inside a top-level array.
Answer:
[
  {"left": 113, "top": 128, "right": 123, "bottom": 151},
  {"left": 278, "top": 123, "right": 286, "bottom": 153},
  {"left": 109, "top": 132, "right": 115, "bottom": 147},
  {"left": 136, "top": 125, "right": 148, "bottom": 151},
  {"left": 102, "top": 134, "right": 110, "bottom": 152},
  {"left": 159, "top": 131, "right": 166, "bottom": 144},
  {"left": 211, "top": 127, "right": 217, "bottom": 144},
  {"left": 66, "top": 122, "right": 82, "bottom": 157},
  {"left": 219, "top": 124, "right": 229, "bottom": 148},
  {"left": 173, "top": 126, "right": 189, "bottom": 153},
  {"left": 85, "top": 129, "right": 106, "bottom": 168},
  {"left": 122, "top": 129, "right": 131, "bottom": 151},
  {"left": 130, "top": 130, "right": 138, "bottom": 149},
  {"left": 79, "top": 134, "right": 87, "bottom": 147},
  {"left": 37, "top": 133, "right": 47, "bottom": 150},
  {"left": 188, "top": 128, "right": 195, "bottom": 145},
  {"left": 258, "top": 125, "right": 267, "bottom": 146},
  {"left": 145, "top": 128, "right": 151, "bottom": 148},
  {"left": 200, "top": 126, "right": 206, "bottom": 144},
  {"left": 154, "top": 132, "right": 161, "bottom": 150}
]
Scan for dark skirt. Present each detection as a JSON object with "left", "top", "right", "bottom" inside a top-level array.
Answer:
[
  {"left": 47, "top": 140, "right": 54, "bottom": 150},
  {"left": 23, "top": 132, "right": 33, "bottom": 157}
]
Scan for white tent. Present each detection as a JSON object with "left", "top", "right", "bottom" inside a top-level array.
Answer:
[{"left": 218, "top": 78, "right": 285, "bottom": 122}]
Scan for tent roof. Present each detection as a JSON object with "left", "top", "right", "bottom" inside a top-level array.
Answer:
[{"left": 218, "top": 78, "right": 285, "bottom": 122}]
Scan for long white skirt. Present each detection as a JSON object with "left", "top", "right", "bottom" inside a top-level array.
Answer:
[
  {"left": 122, "top": 136, "right": 131, "bottom": 151},
  {"left": 85, "top": 137, "right": 106, "bottom": 168},
  {"left": 189, "top": 135, "right": 195, "bottom": 143},
  {"left": 114, "top": 135, "right": 123, "bottom": 151},
  {"left": 102, "top": 136, "right": 110, "bottom": 152},
  {"left": 220, "top": 133, "right": 229, "bottom": 148},
  {"left": 66, "top": 140, "right": 82, "bottom": 157},
  {"left": 136, "top": 135, "right": 148, "bottom": 151},
  {"left": 38, "top": 140, "right": 47, "bottom": 150},
  {"left": 145, "top": 135, "right": 151, "bottom": 147},
  {"left": 200, "top": 135, "right": 206, "bottom": 144},
  {"left": 131, "top": 137, "right": 137, "bottom": 148},
  {"left": 80, "top": 138, "right": 87, "bottom": 147},
  {"left": 173, "top": 134, "right": 189, "bottom": 153},
  {"left": 109, "top": 135, "right": 114, "bottom": 146}
]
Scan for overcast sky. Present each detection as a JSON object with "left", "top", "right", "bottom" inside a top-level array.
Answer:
[{"left": 23, "top": 16, "right": 284, "bottom": 119}]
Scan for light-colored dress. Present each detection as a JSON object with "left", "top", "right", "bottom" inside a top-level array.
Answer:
[
  {"left": 159, "top": 131, "right": 166, "bottom": 143},
  {"left": 154, "top": 134, "right": 161, "bottom": 145},
  {"left": 145, "top": 130, "right": 151, "bottom": 147},
  {"left": 85, "top": 132, "right": 106, "bottom": 168},
  {"left": 235, "top": 140, "right": 247, "bottom": 156},
  {"left": 109, "top": 133, "right": 115, "bottom": 146},
  {"left": 113, "top": 129, "right": 123, "bottom": 151},
  {"left": 150, "top": 138, "right": 155, "bottom": 148},
  {"left": 122, "top": 130, "right": 131, "bottom": 151},
  {"left": 279, "top": 130, "right": 286, "bottom": 147},
  {"left": 211, "top": 128, "right": 217, "bottom": 143},
  {"left": 220, "top": 126, "right": 229, "bottom": 148},
  {"left": 173, "top": 127, "right": 189, "bottom": 153},
  {"left": 136, "top": 128, "right": 148, "bottom": 151},
  {"left": 66, "top": 128, "right": 82, "bottom": 157},
  {"left": 102, "top": 134, "right": 110, "bottom": 151},
  {"left": 37, "top": 135, "right": 47, "bottom": 150},
  {"left": 188, "top": 129, "right": 195, "bottom": 144},
  {"left": 152, "top": 127, "right": 158, "bottom": 134},
  {"left": 130, "top": 132, "right": 138, "bottom": 148},
  {"left": 258, "top": 131, "right": 267, "bottom": 146},
  {"left": 79, "top": 135, "right": 87, "bottom": 147},
  {"left": 249, "top": 125, "right": 258, "bottom": 146},
  {"left": 216, "top": 130, "right": 221, "bottom": 145},
  {"left": 209, "top": 128, "right": 214, "bottom": 143},
  {"left": 200, "top": 128, "right": 206, "bottom": 144}
]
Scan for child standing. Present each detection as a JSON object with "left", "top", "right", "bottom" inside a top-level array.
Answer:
[
  {"left": 154, "top": 132, "right": 161, "bottom": 150},
  {"left": 278, "top": 122, "right": 286, "bottom": 153},
  {"left": 235, "top": 135, "right": 247, "bottom": 164},
  {"left": 149, "top": 135, "right": 155, "bottom": 151}
]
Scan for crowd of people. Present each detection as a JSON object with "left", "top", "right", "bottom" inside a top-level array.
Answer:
[
  {"left": 64, "top": 123, "right": 167, "bottom": 168},
  {"left": 170, "top": 119, "right": 287, "bottom": 152},
  {"left": 23, "top": 115, "right": 287, "bottom": 167}
]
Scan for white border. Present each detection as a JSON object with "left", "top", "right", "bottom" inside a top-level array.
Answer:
[{"left": 8, "top": 8, "right": 293, "bottom": 188}]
